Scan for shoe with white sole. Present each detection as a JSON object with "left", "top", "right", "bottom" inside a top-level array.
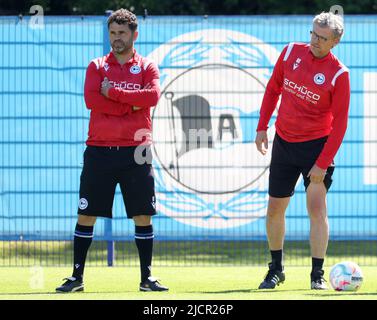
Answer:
[{"left": 56, "top": 277, "right": 84, "bottom": 293}]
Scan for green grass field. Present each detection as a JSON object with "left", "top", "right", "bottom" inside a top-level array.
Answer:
[
  {"left": 2, "top": 240, "right": 377, "bottom": 266},
  {"left": 1, "top": 266, "right": 376, "bottom": 300}
]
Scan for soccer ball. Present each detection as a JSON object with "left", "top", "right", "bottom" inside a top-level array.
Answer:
[{"left": 329, "top": 261, "right": 363, "bottom": 291}]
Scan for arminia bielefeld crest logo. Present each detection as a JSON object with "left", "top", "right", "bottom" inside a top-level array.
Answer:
[{"left": 148, "top": 29, "right": 279, "bottom": 229}]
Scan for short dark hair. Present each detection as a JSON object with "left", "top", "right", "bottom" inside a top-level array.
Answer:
[{"left": 107, "top": 8, "right": 138, "bottom": 32}]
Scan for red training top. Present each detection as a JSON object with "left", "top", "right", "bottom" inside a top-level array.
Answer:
[
  {"left": 84, "top": 49, "right": 160, "bottom": 146},
  {"left": 257, "top": 42, "right": 350, "bottom": 169}
]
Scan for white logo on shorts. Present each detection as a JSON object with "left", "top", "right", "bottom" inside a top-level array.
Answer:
[{"left": 78, "top": 198, "right": 88, "bottom": 210}]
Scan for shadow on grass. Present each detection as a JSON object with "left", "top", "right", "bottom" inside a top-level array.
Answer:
[
  {"left": 189, "top": 288, "right": 309, "bottom": 294},
  {"left": 305, "top": 292, "right": 377, "bottom": 297},
  {"left": 0, "top": 290, "right": 134, "bottom": 296},
  {"left": 0, "top": 292, "right": 59, "bottom": 296}
]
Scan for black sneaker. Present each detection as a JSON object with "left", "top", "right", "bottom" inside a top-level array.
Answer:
[
  {"left": 140, "top": 276, "right": 169, "bottom": 292},
  {"left": 258, "top": 262, "right": 285, "bottom": 289},
  {"left": 311, "top": 269, "right": 328, "bottom": 290},
  {"left": 56, "top": 277, "right": 84, "bottom": 293}
]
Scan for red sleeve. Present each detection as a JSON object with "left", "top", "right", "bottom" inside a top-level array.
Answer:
[
  {"left": 256, "top": 45, "right": 288, "bottom": 131},
  {"left": 107, "top": 62, "right": 160, "bottom": 108},
  {"left": 316, "top": 72, "right": 351, "bottom": 169},
  {"left": 84, "top": 62, "right": 131, "bottom": 116}
]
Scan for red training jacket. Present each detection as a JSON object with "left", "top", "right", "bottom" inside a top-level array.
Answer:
[
  {"left": 257, "top": 42, "right": 350, "bottom": 169},
  {"left": 84, "top": 50, "right": 160, "bottom": 146}
]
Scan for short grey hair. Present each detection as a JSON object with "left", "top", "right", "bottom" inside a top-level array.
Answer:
[{"left": 313, "top": 12, "right": 344, "bottom": 39}]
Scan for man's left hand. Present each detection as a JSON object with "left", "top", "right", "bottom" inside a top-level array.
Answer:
[{"left": 307, "top": 164, "right": 327, "bottom": 184}]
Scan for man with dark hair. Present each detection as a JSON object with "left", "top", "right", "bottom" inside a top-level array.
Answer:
[
  {"left": 255, "top": 12, "right": 350, "bottom": 290},
  {"left": 56, "top": 8, "right": 168, "bottom": 293},
  {"left": 107, "top": 8, "right": 138, "bottom": 31}
]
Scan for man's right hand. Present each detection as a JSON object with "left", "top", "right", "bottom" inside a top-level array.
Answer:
[
  {"left": 255, "top": 130, "right": 268, "bottom": 155},
  {"left": 100, "top": 77, "right": 113, "bottom": 98}
]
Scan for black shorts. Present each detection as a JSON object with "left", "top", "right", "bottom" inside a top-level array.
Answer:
[
  {"left": 269, "top": 133, "right": 335, "bottom": 198},
  {"left": 78, "top": 145, "right": 156, "bottom": 219}
]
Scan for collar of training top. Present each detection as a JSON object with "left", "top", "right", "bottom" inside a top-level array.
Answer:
[
  {"left": 306, "top": 44, "right": 333, "bottom": 63},
  {"left": 106, "top": 49, "right": 141, "bottom": 65}
]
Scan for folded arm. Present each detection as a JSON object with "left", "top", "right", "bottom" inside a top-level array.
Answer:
[
  {"left": 84, "top": 61, "right": 131, "bottom": 116},
  {"left": 107, "top": 62, "right": 161, "bottom": 109}
]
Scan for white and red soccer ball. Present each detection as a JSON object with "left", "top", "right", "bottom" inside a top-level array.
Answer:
[{"left": 329, "top": 261, "right": 364, "bottom": 291}]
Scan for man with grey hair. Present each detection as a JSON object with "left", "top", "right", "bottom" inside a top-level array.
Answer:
[
  {"left": 255, "top": 11, "right": 350, "bottom": 290},
  {"left": 314, "top": 11, "right": 344, "bottom": 37}
]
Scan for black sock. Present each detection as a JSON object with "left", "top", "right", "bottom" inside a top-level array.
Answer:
[
  {"left": 72, "top": 223, "right": 94, "bottom": 281},
  {"left": 311, "top": 257, "right": 324, "bottom": 273},
  {"left": 135, "top": 225, "right": 154, "bottom": 283},
  {"left": 270, "top": 250, "right": 283, "bottom": 271}
]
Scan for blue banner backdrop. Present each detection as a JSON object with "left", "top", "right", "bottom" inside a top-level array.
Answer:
[{"left": 0, "top": 15, "right": 376, "bottom": 241}]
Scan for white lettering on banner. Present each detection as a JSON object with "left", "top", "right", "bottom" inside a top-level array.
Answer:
[
  {"left": 29, "top": 5, "right": 44, "bottom": 29},
  {"left": 148, "top": 29, "right": 279, "bottom": 229},
  {"left": 330, "top": 5, "right": 344, "bottom": 17},
  {"left": 284, "top": 78, "right": 321, "bottom": 103},
  {"left": 109, "top": 81, "right": 141, "bottom": 90},
  {"left": 364, "top": 72, "right": 377, "bottom": 184}
]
